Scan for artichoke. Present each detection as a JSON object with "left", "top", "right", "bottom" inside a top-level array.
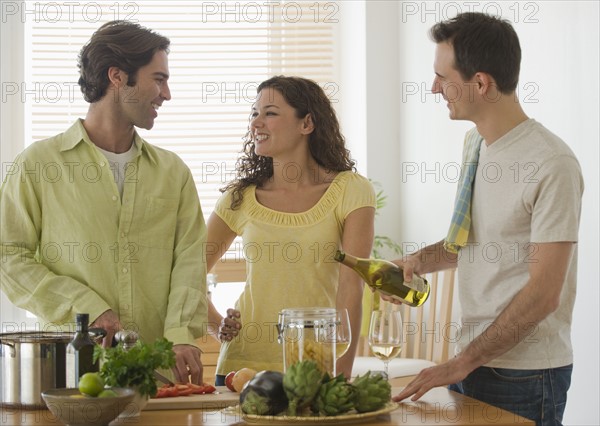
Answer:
[
  {"left": 311, "top": 373, "right": 356, "bottom": 416},
  {"left": 283, "top": 360, "right": 323, "bottom": 415},
  {"left": 352, "top": 371, "right": 391, "bottom": 413}
]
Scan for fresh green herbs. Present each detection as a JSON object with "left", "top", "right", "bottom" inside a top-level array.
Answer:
[{"left": 93, "top": 338, "right": 175, "bottom": 397}]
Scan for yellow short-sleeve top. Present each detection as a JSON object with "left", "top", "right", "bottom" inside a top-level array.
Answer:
[{"left": 214, "top": 171, "right": 375, "bottom": 374}]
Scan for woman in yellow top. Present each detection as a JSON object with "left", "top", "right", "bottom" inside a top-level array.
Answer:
[{"left": 206, "top": 76, "right": 375, "bottom": 385}]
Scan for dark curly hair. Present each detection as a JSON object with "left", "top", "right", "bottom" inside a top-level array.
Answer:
[
  {"left": 222, "top": 76, "right": 355, "bottom": 209},
  {"left": 77, "top": 20, "right": 170, "bottom": 103},
  {"left": 430, "top": 12, "right": 521, "bottom": 94}
]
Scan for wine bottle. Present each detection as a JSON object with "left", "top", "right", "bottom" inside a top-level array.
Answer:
[
  {"left": 334, "top": 250, "right": 430, "bottom": 307},
  {"left": 66, "top": 313, "right": 99, "bottom": 387}
]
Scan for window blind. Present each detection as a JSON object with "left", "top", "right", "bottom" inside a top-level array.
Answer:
[{"left": 24, "top": 0, "right": 340, "bottom": 225}]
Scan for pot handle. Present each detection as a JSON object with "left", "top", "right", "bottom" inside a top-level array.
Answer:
[{"left": 0, "top": 340, "right": 16, "bottom": 357}]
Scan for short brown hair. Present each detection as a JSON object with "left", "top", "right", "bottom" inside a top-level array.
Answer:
[
  {"left": 430, "top": 12, "right": 521, "bottom": 93},
  {"left": 77, "top": 20, "right": 170, "bottom": 103}
]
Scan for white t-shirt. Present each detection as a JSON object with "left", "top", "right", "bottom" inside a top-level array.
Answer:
[
  {"left": 97, "top": 143, "right": 138, "bottom": 198},
  {"left": 456, "top": 119, "right": 584, "bottom": 369}
]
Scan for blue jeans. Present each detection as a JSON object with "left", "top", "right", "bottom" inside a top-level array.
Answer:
[
  {"left": 215, "top": 374, "right": 225, "bottom": 386},
  {"left": 449, "top": 364, "right": 573, "bottom": 426}
]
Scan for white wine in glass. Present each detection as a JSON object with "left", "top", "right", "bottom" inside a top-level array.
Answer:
[
  {"left": 368, "top": 310, "right": 403, "bottom": 379},
  {"left": 370, "top": 343, "right": 402, "bottom": 361},
  {"left": 334, "top": 309, "right": 351, "bottom": 360}
]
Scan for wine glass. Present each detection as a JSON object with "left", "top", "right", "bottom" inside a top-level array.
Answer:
[
  {"left": 334, "top": 308, "right": 351, "bottom": 360},
  {"left": 368, "top": 309, "right": 403, "bottom": 379}
]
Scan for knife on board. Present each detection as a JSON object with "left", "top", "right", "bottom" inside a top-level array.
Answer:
[{"left": 153, "top": 370, "right": 175, "bottom": 386}]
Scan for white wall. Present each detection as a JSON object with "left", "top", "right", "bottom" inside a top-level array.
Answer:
[
  {"left": 337, "top": 1, "right": 367, "bottom": 174},
  {"left": 359, "top": 1, "right": 599, "bottom": 424},
  {"left": 0, "top": 6, "right": 24, "bottom": 180},
  {"left": 0, "top": 4, "right": 34, "bottom": 330}
]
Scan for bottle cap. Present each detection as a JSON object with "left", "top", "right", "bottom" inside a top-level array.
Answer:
[{"left": 75, "top": 313, "right": 89, "bottom": 323}]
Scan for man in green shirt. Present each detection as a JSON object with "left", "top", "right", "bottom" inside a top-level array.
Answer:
[{"left": 0, "top": 21, "right": 208, "bottom": 384}]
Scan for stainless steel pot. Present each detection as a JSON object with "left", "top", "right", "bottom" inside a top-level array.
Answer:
[{"left": 0, "top": 332, "right": 72, "bottom": 408}]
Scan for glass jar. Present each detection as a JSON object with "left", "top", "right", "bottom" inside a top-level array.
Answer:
[{"left": 277, "top": 307, "right": 337, "bottom": 376}]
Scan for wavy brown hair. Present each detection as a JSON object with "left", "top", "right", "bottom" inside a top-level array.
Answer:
[{"left": 222, "top": 76, "right": 355, "bottom": 209}]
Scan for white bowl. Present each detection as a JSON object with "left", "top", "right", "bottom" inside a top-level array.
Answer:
[{"left": 41, "top": 387, "right": 135, "bottom": 426}]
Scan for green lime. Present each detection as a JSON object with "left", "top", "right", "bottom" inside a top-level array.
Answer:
[
  {"left": 98, "top": 389, "right": 118, "bottom": 398},
  {"left": 78, "top": 372, "right": 105, "bottom": 397}
]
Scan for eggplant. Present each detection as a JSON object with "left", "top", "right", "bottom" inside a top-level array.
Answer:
[{"left": 239, "top": 370, "right": 289, "bottom": 416}]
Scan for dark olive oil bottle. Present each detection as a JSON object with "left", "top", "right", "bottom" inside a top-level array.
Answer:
[{"left": 66, "top": 313, "right": 98, "bottom": 387}]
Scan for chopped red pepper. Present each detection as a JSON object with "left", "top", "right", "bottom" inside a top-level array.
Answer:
[{"left": 153, "top": 383, "right": 216, "bottom": 398}]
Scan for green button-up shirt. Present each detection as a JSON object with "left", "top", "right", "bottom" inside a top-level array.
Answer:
[{"left": 1, "top": 119, "right": 207, "bottom": 346}]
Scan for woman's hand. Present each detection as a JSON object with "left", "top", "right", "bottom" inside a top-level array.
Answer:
[{"left": 218, "top": 308, "right": 241, "bottom": 342}]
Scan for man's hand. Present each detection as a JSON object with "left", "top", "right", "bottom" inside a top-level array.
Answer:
[
  {"left": 391, "top": 255, "right": 420, "bottom": 282},
  {"left": 218, "top": 308, "right": 241, "bottom": 342},
  {"left": 90, "top": 310, "right": 121, "bottom": 348},
  {"left": 172, "top": 344, "right": 203, "bottom": 384},
  {"left": 379, "top": 256, "right": 421, "bottom": 305},
  {"left": 392, "top": 356, "right": 472, "bottom": 402}
]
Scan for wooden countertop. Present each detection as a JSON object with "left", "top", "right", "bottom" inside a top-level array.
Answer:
[{"left": 0, "top": 386, "right": 534, "bottom": 425}]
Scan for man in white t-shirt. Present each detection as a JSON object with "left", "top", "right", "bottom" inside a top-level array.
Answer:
[{"left": 392, "top": 13, "right": 583, "bottom": 426}]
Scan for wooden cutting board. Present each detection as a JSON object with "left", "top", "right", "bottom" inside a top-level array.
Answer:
[{"left": 145, "top": 386, "right": 239, "bottom": 411}]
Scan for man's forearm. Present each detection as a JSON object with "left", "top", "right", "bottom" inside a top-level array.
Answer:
[
  {"left": 411, "top": 240, "right": 458, "bottom": 275},
  {"left": 164, "top": 170, "right": 208, "bottom": 344},
  {"left": 459, "top": 278, "right": 555, "bottom": 370},
  {"left": 459, "top": 242, "right": 573, "bottom": 369},
  {"left": 1, "top": 247, "right": 111, "bottom": 325}
]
